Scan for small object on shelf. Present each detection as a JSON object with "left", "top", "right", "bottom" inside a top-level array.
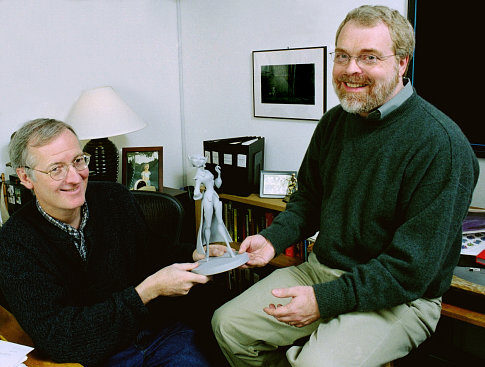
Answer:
[
  {"left": 283, "top": 173, "right": 297, "bottom": 203},
  {"left": 259, "top": 170, "right": 297, "bottom": 199},
  {"left": 477, "top": 250, "right": 485, "bottom": 266}
]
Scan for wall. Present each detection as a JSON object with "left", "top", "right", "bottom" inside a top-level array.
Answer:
[{"left": 0, "top": 0, "right": 184, "bottom": 188}]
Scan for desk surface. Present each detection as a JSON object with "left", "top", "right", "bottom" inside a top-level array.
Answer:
[
  {"left": 443, "top": 275, "right": 485, "bottom": 328},
  {"left": 451, "top": 274, "right": 485, "bottom": 295}
]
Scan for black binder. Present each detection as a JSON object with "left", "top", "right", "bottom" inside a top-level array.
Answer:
[{"left": 203, "top": 136, "right": 264, "bottom": 196}]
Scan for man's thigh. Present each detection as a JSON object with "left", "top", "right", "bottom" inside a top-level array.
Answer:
[
  {"left": 286, "top": 297, "right": 442, "bottom": 367},
  {"left": 212, "top": 254, "right": 345, "bottom": 348},
  {"left": 213, "top": 266, "right": 317, "bottom": 347}
]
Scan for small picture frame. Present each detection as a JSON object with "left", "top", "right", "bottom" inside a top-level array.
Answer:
[
  {"left": 122, "top": 146, "right": 163, "bottom": 192},
  {"left": 259, "top": 170, "right": 297, "bottom": 198}
]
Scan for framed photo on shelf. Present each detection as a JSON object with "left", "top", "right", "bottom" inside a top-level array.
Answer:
[
  {"left": 122, "top": 146, "right": 163, "bottom": 192},
  {"left": 259, "top": 170, "right": 297, "bottom": 198},
  {"left": 252, "top": 46, "right": 326, "bottom": 120}
]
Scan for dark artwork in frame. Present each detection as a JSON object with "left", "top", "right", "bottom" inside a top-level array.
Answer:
[{"left": 260, "top": 63, "right": 315, "bottom": 105}]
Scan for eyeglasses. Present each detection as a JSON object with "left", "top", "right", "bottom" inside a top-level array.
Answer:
[
  {"left": 25, "top": 153, "right": 91, "bottom": 181},
  {"left": 330, "top": 52, "right": 396, "bottom": 66}
]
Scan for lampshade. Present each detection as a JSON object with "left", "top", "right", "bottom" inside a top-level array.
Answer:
[
  {"left": 66, "top": 86, "right": 146, "bottom": 140},
  {"left": 65, "top": 86, "right": 147, "bottom": 181}
]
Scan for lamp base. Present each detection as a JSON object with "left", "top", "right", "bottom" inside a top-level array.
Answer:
[{"left": 83, "top": 138, "right": 118, "bottom": 182}]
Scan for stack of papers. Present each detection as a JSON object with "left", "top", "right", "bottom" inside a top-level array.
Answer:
[
  {"left": 461, "top": 208, "right": 485, "bottom": 256},
  {"left": 0, "top": 340, "right": 33, "bottom": 367}
]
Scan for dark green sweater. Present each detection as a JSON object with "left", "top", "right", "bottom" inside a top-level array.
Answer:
[{"left": 260, "top": 91, "right": 479, "bottom": 320}]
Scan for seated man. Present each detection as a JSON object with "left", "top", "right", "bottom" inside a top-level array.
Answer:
[
  {"left": 0, "top": 118, "right": 225, "bottom": 367},
  {"left": 212, "top": 5, "right": 479, "bottom": 367}
]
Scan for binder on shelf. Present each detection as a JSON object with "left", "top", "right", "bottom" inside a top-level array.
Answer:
[{"left": 203, "top": 136, "right": 264, "bottom": 196}]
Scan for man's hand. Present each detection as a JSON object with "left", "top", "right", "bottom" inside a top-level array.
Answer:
[
  {"left": 136, "top": 263, "right": 209, "bottom": 304},
  {"left": 192, "top": 244, "right": 227, "bottom": 261},
  {"left": 263, "top": 286, "right": 320, "bottom": 328},
  {"left": 239, "top": 234, "right": 275, "bottom": 267}
]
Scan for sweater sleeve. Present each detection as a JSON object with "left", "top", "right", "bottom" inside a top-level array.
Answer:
[
  {"left": 313, "top": 176, "right": 472, "bottom": 319},
  {"left": 311, "top": 134, "right": 478, "bottom": 319}
]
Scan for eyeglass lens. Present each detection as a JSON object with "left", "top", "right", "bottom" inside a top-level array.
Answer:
[{"left": 50, "top": 155, "right": 90, "bottom": 180}]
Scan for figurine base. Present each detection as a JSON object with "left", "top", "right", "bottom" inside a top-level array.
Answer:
[{"left": 192, "top": 252, "right": 249, "bottom": 276}]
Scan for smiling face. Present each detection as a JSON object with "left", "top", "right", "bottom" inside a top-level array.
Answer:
[
  {"left": 17, "top": 129, "right": 89, "bottom": 224},
  {"left": 332, "top": 20, "right": 409, "bottom": 117}
]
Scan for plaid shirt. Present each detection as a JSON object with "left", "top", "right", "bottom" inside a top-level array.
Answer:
[{"left": 36, "top": 200, "right": 89, "bottom": 261}]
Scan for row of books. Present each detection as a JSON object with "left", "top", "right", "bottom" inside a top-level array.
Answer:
[
  {"left": 284, "top": 238, "right": 315, "bottom": 262},
  {"left": 222, "top": 200, "right": 276, "bottom": 242},
  {"left": 221, "top": 197, "right": 318, "bottom": 294},
  {"left": 225, "top": 238, "right": 316, "bottom": 296},
  {"left": 222, "top": 199, "right": 317, "bottom": 261}
]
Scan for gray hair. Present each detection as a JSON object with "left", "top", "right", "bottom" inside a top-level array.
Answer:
[
  {"left": 9, "top": 118, "right": 78, "bottom": 179},
  {"left": 335, "top": 5, "right": 415, "bottom": 60}
]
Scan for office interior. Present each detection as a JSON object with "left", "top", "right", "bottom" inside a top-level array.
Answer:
[{"left": 1, "top": 0, "right": 483, "bottom": 365}]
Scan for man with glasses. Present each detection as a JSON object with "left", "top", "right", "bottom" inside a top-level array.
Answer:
[
  {"left": 212, "top": 5, "right": 479, "bottom": 366},
  {"left": 0, "top": 118, "right": 223, "bottom": 366}
]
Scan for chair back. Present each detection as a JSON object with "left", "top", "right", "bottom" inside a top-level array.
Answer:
[{"left": 131, "top": 190, "right": 184, "bottom": 249}]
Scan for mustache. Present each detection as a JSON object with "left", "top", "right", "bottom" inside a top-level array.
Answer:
[{"left": 336, "top": 75, "right": 373, "bottom": 85}]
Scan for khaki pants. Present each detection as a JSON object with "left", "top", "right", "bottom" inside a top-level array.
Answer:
[{"left": 212, "top": 253, "right": 441, "bottom": 367}]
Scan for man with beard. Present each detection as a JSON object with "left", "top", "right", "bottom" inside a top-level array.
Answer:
[{"left": 212, "top": 5, "right": 479, "bottom": 367}]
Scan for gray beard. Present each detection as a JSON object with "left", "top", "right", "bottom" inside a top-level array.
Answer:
[{"left": 333, "top": 72, "right": 400, "bottom": 114}]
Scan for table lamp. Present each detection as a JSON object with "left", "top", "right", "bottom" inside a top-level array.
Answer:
[{"left": 65, "top": 86, "right": 147, "bottom": 182}]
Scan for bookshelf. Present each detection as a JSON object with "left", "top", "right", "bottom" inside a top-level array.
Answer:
[{"left": 219, "top": 193, "right": 286, "bottom": 212}]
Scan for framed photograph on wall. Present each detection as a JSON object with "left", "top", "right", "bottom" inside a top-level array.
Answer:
[
  {"left": 122, "top": 146, "right": 163, "bottom": 192},
  {"left": 259, "top": 170, "right": 297, "bottom": 198},
  {"left": 253, "top": 46, "right": 326, "bottom": 120}
]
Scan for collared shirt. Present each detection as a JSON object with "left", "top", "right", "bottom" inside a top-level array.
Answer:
[
  {"left": 36, "top": 200, "right": 89, "bottom": 261},
  {"left": 367, "top": 77, "right": 413, "bottom": 120}
]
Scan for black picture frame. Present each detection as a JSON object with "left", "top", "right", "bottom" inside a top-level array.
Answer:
[
  {"left": 122, "top": 146, "right": 163, "bottom": 192},
  {"left": 252, "top": 46, "right": 326, "bottom": 120}
]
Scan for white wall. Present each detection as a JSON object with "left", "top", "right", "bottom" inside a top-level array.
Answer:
[
  {"left": 0, "top": 0, "right": 184, "bottom": 188},
  {"left": 2, "top": 0, "right": 484, "bottom": 206}
]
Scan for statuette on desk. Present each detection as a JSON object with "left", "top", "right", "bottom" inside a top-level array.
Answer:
[{"left": 188, "top": 154, "right": 248, "bottom": 275}]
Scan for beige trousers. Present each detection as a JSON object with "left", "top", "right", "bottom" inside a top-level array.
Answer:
[{"left": 212, "top": 253, "right": 441, "bottom": 367}]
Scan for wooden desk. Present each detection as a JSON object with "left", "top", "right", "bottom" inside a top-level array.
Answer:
[
  {"left": 0, "top": 305, "right": 82, "bottom": 367},
  {"left": 442, "top": 275, "right": 485, "bottom": 328}
]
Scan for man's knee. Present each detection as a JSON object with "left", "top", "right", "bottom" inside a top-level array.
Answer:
[{"left": 211, "top": 303, "right": 233, "bottom": 340}]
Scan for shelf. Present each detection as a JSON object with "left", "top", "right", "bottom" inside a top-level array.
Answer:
[
  {"left": 219, "top": 193, "right": 286, "bottom": 212},
  {"left": 230, "top": 242, "right": 302, "bottom": 268},
  {"left": 270, "top": 254, "right": 303, "bottom": 267},
  {"left": 441, "top": 303, "right": 485, "bottom": 328}
]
